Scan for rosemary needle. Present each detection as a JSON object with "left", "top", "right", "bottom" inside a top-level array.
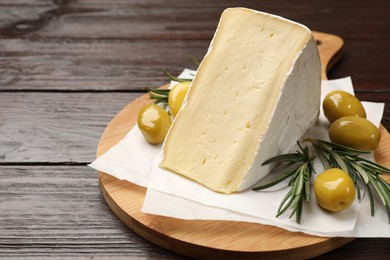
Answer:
[
  {"left": 144, "top": 87, "right": 169, "bottom": 105},
  {"left": 189, "top": 55, "right": 200, "bottom": 66}
]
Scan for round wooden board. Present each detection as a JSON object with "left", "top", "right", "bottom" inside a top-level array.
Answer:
[{"left": 95, "top": 32, "right": 390, "bottom": 259}]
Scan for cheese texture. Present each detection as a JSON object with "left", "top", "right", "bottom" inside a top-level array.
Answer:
[{"left": 160, "top": 8, "right": 321, "bottom": 193}]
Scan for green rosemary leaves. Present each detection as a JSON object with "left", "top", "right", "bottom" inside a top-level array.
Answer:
[
  {"left": 253, "top": 139, "right": 390, "bottom": 224},
  {"left": 145, "top": 88, "right": 170, "bottom": 105},
  {"left": 305, "top": 138, "right": 390, "bottom": 223},
  {"left": 253, "top": 142, "right": 315, "bottom": 224}
]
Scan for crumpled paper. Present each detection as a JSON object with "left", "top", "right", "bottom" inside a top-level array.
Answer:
[{"left": 90, "top": 70, "right": 389, "bottom": 237}]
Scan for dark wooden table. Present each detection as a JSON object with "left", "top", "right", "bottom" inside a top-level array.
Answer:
[{"left": 1, "top": 0, "right": 389, "bottom": 259}]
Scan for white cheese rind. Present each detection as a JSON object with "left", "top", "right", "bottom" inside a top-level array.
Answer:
[
  {"left": 160, "top": 8, "right": 321, "bottom": 193},
  {"left": 237, "top": 36, "right": 321, "bottom": 190}
]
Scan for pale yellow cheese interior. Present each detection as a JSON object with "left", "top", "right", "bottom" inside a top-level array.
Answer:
[{"left": 160, "top": 8, "right": 315, "bottom": 193}]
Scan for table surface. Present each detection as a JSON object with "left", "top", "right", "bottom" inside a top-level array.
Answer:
[{"left": 0, "top": 0, "right": 389, "bottom": 259}]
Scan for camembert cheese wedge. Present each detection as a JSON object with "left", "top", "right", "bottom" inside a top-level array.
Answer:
[{"left": 160, "top": 8, "right": 321, "bottom": 193}]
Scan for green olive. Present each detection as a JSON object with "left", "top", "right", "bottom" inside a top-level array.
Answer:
[
  {"left": 137, "top": 104, "right": 172, "bottom": 144},
  {"left": 329, "top": 116, "right": 381, "bottom": 151},
  {"left": 314, "top": 168, "right": 355, "bottom": 212},
  {"left": 323, "top": 90, "right": 366, "bottom": 123},
  {"left": 169, "top": 81, "right": 190, "bottom": 117}
]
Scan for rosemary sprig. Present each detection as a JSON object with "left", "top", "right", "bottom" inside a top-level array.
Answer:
[
  {"left": 190, "top": 55, "right": 200, "bottom": 66},
  {"left": 162, "top": 69, "right": 193, "bottom": 82},
  {"left": 145, "top": 87, "right": 170, "bottom": 105},
  {"left": 253, "top": 142, "right": 315, "bottom": 224},
  {"left": 304, "top": 138, "right": 390, "bottom": 223}
]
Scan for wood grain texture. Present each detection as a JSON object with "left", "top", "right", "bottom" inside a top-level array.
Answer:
[
  {"left": 314, "top": 31, "right": 343, "bottom": 80},
  {"left": 0, "top": 92, "right": 142, "bottom": 163},
  {"left": 0, "top": 91, "right": 388, "bottom": 164},
  {"left": 0, "top": 0, "right": 389, "bottom": 90},
  {"left": 0, "top": 166, "right": 390, "bottom": 259},
  {"left": 0, "top": 38, "right": 202, "bottom": 90},
  {"left": 0, "top": 165, "right": 181, "bottom": 259},
  {"left": 0, "top": 166, "right": 388, "bottom": 258},
  {"left": 328, "top": 40, "right": 390, "bottom": 90},
  {"left": 0, "top": 37, "right": 388, "bottom": 91},
  {"left": 0, "top": 0, "right": 389, "bottom": 258},
  {"left": 1, "top": 0, "right": 388, "bottom": 40}
]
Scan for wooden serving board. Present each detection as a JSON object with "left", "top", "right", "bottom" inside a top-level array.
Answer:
[{"left": 96, "top": 32, "right": 390, "bottom": 259}]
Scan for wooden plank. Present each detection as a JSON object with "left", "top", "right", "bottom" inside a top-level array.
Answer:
[
  {"left": 0, "top": 165, "right": 180, "bottom": 258},
  {"left": 328, "top": 40, "right": 390, "bottom": 89},
  {"left": 318, "top": 238, "right": 390, "bottom": 258},
  {"left": 0, "top": 92, "right": 142, "bottom": 163},
  {"left": 1, "top": 38, "right": 390, "bottom": 91},
  {"left": 0, "top": 0, "right": 389, "bottom": 91},
  {"left": 0, "top": 165, "right": 388, "bottom": 258},
  {"left": 1, "top": 0, "right": 389, "bottom": 40},
  {"left": 0, "top": 38, "right": 204, "bottom": 90},
  {"left": 0, "top": 91, "right": 388, "bottom": 164}
]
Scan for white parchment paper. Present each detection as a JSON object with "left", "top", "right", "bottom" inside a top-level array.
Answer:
[{"left": 90, "top": 70, "right": 389, "bottom": 237}]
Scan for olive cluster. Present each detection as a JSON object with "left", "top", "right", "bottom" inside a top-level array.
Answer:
[
  {"left": 323, "top": 90, "right": 380, "bottom": 151},
  {"left": 137, "top": 82, "right": 190, "bottom": 144},
  {"left": 313, "top": 91, "right": 381, "bottom": 213}
]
